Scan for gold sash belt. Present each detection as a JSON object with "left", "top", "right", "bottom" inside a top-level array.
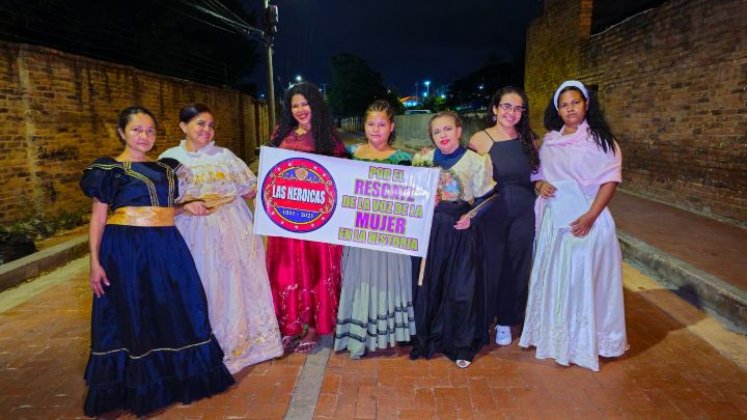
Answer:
[{"left": 107, "top": 207, "right": 175, "bottom": 227}]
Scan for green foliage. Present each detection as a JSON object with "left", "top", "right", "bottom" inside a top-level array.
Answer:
[
  {"left": 383, "top": 86, "right": 406, "bottom": 115},
  {"left": 0, "top": 211, "right": 87, "bottom": 244},
  {"left": 422, "top": 95, "right": 448, "bottom": 112},
  {"left": 328, "top": 53, "right": 390, "bottom": 117},
  {"left": 445, "top": 55, "right": 523, "bottom": 111}
]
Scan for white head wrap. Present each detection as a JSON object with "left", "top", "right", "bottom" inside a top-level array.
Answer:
[{"left": 553, "top": 80, "right": 589, "bottom": 110}]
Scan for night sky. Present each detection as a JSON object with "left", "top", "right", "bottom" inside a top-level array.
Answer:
[{"left": 244, "top": 0, "right": 543, "bottom": 96}]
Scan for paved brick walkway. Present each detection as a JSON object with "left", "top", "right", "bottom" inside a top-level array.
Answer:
[
  {"left": 610, "top": 191, "right": 747, "bottom": 291},
  {"left": 0, "top": 258, "right": 305, "bottom": 419},
  {"left": 316, "top": 267, "right": 747, "bottom": 419},
  {"left": 0, "top": 257, "right": 745, "bottom": 419}
]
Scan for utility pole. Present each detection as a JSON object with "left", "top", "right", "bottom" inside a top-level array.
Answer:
[{"left": 264, "top": 1, "right": 278, "bottom": 131}]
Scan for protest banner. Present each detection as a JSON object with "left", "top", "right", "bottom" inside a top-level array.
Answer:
[{"left": 253, "top": 146, "right": 439, "bottom": 257}]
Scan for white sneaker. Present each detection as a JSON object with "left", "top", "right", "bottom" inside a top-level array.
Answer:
[
  {"left": 495, "top": 325, "right": 512, "bottom": 346},
  {"left": 456, "top": 359, "right": 471, "bottom": 368}
]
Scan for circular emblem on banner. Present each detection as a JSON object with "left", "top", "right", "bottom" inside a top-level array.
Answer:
[{"left": 261, "top": 157, "right": 337, "bottom": 232}]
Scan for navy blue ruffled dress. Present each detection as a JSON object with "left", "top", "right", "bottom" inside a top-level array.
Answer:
[{"left": 80, "top": 157, "right": 234, "bottom": 417}]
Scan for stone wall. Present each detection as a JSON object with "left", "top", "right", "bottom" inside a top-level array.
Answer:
[
  {"left": 0, "top": 41, "right": 270, "bottom": 224},
  {"left": 524, "top": 0, "right": 746, "bottom": 223}
]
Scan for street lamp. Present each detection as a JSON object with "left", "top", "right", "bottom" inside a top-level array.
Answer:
[
  {"left": 295, "top": 74, "right": 303, "bottom": 83},
  {"left": 424, "top": 80, "right": 431, "bottom": 97},
  {"left": 263, "top": 0, "right": 278, "bottom": 131}
]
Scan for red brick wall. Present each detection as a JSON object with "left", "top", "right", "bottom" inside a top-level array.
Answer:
[
  {"left": 0, "top": 41, "right": 269, "bottom": 224},
  {"left": 525, "top": 0, "right": 746, "bottom": 224}
]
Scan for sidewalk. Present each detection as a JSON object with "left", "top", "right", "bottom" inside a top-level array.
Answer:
[
  {"left": 1, "top": 133, "right": 745, "bottom": 418},
  {"left": 0, "top": 257, "right": 745, "bottom": 418},
  {"left": 611, "top": 190, "right": 747, "bottom": 333}
]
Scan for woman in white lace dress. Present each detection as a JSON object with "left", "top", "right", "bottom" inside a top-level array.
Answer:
[
  {"left": 160, "top": 103, "right": 282, "bottom": 373},
  {"left": 519, "top": 81, "right": 628, "bottom": 371}
]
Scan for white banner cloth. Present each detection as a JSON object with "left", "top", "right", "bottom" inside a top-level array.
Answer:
[{"left": 253, "top": 146, "right": 439, "bottom": 257}]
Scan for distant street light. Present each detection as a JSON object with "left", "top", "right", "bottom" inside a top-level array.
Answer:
[
  {"left": 424, "top": 80, "right": 431, "bottom": 97},
  {"left": 295, "top": 74, "right": 303, "bottom": 83}
]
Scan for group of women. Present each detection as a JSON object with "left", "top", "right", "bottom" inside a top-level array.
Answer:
[{"left": 80, "top": 79, "right": 627, "bottom": 417}]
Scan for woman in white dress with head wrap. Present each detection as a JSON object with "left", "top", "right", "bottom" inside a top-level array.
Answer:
[{"left": 519, "top": 81, "right": 628, "bottom": 371}]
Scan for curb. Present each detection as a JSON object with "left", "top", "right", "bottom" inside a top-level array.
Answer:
[
  {"left": 618, "top": 230, "right": 747, "bottom": 335},
  {"left": 0, "top": 235, "right": 89, "bottom": 292}
]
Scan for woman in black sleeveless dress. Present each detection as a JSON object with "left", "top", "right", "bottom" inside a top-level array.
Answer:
[{"left": 468, "top": 87, "right": 539, "bottom": 346}]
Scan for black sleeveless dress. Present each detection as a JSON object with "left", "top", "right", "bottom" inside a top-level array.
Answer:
[{"left": 480, "top": 137, "right": 535, "bottom": 326}]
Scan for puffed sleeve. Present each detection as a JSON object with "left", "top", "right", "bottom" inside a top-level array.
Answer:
[
  {"left": 346, "top": 143, "right": 360, "bottom": 156},
  {"left": 224, "top": 150, "right": 258, "bottom": 197},
  {"left": 79, "top": 157, "right": 123, "bottom": 204},
  {"left": 412, "top": 150, "right": 433, "bottom": 167},
  {"left": 471, "top": 152, "right": 496, "bottom": 198},
  {"left": 391, "top": 150, "right": 413, "bottom": 166}
]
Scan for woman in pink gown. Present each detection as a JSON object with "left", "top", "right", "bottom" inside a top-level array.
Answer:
[{"left": 266, "top": 82, "right": 346, "bottom": 354}]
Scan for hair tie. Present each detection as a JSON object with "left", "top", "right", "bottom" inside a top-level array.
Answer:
[{"left": 553, "top": 80, "right": 589, "bottom": 110}]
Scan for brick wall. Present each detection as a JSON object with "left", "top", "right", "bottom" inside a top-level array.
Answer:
[
  {"left": 525, "top": 0, "right": 746, "bottom": 224},
  {"left": 0, "top": 41, "right": 270, "bottom": 224}
]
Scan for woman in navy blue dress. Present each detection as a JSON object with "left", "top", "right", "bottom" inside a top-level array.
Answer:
[
  {"left": 80, "top": 106, "right": 233, "bottom": 417},
  {"left": 468, "top": 87, "right": 539, "bottom": 346}
]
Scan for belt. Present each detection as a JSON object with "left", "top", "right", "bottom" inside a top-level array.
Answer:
[{"left": 107, "top": 206, "right": 175, "bottom": 227}]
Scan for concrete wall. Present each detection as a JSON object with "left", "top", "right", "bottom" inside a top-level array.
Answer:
[
  {"left": 339, "top": 113, "right": 490, "bottom": 152},
  {"left": 524, "top": 0, "right": 746, "bottom": 224},
  {"left": 393, "top": 113, "right": 489, "bottom": 150},
  {"left": 0, "top": 41, "right": 270, "bottom": 224}
]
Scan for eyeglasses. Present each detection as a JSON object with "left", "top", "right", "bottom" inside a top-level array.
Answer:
[{"left": 497, "top": 103, "right": 525, "bottom": 113}]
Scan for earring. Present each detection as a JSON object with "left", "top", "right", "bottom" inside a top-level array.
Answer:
[{"left": 491, "top": 114, "right": 497, "bottom": 122}]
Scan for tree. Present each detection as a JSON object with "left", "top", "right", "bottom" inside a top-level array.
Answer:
[
  {"left": 328, "top": 53, "right": 389, "bottom": 116},
  {"left": 445, "top": 55, "right": 522, "bottom": 111}
]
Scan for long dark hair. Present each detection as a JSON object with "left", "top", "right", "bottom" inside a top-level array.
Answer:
[
  {"left": 543, "top": 85, "right": 616, "bottom": 154},
  {"left": 488, "top": 86, "right": 539, "bottom": 172},
  {"left": 270, "top": 82, "right": 339, "bottom": 155}
]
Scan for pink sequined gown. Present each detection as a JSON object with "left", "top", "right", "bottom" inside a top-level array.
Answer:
[{"left": 266, "top": 130, "right": 345, "bottom": 336}]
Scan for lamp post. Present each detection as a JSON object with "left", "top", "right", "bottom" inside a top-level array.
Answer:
[
  {"left": 264, "top": 0, "right": 277, "bottom": 131},
  {"left": 424, "top": 80, "right": 431, "bottom": 98}
]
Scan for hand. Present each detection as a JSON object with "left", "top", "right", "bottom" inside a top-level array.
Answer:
[
  {"left": 536, "top": 181, "right": 556, "bottom": 198},
  {"left": 183, "top": 201, "right": 212, "bottom": 216},
  {"left": 454, "top": 215, "right": 471, "bottom": 230},
  {"left": 90, "top": 262, "right": 110, "bottom": 298},
  {"left": 570, "top": 211, "right": 598, "bottom": 237}
]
